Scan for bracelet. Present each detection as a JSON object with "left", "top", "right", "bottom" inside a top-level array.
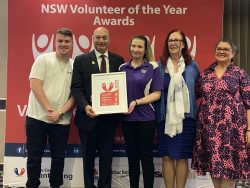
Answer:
[
  {"left": 246, "top": 129, "right": 250, "bottom": 133},
  {"left": 135, "top": 99, "right": 140, "bottom": 106},
  {"left": 135, "top": 100, "right": 138, "bottom": 106},
  {"left": 58, "top": 109, "right": 64, "bottom": 117}
]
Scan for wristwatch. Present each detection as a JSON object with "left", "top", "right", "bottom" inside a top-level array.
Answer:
[{"left": 59, "top": 109, "right": 64, "bottom": 117}]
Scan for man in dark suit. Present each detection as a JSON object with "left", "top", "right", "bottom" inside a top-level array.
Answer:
[{"left": 71, "top": 27, "right": 124, "bottom": 188}]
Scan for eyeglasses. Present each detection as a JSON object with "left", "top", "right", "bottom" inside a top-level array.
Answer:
[
  {"left": 215, "top": 47, "right": 232, "bottom": 53},
  {"left": 168, "top": 39, "right": 182, "bottom": 44}
]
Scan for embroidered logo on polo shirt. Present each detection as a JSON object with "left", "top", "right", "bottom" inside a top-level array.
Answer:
[{"left": 141, "top": 69, "right": 147, "bottom": 74}]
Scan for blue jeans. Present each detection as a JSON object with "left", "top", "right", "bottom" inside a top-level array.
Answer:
[
  {"left": 121, "top": 120, "right": 155, "bottom": 188},
  {"left": 25, "top": 116, "right": 70, "bottom": 188}
]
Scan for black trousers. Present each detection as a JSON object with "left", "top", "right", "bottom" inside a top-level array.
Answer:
[
  {"left": 121, "top": 121, "right": 155, "bottom": 188},
  {"left": 25, "top": 116, "right": 70, "bottom": 188},
  {"left": 78, "top": 118, "right": 116, "bottom": 188}
]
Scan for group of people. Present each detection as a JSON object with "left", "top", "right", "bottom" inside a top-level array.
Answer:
[{"left": 25, "top": 26, "right": 250, "bottom": 188}]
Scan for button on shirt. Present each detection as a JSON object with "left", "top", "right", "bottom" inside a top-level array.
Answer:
[{"left": 119, "top": 60, "right": 163, "bottom": 121}]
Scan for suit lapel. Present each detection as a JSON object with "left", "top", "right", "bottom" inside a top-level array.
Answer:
[
  {"left": 89, "top": 51, "right": 100, "bottom": 73},
  {"left": 108, "top": 53, "right": 115, "bottom": 73}
]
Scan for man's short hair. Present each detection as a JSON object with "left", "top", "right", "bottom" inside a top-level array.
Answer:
[{"left": 57, "top": 28, "right": 73, "bottom": 38}]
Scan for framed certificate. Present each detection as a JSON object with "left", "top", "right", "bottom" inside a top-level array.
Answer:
[{"left": 91, "top": 72, "right": 128, "bottom": 114}]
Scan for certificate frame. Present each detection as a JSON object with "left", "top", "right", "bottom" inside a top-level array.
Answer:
[{"left": 91, "top": 72, "right": 128, "bottom": 114}]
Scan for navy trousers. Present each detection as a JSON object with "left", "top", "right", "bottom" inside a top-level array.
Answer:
[
  {"left": 121, "top": 120, "right": 155, "bottom": 188},
  {"left": 78, "top": 117, "right": 116, "bottom": 188}
]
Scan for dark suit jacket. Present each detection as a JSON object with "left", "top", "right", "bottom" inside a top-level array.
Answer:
[{"left": 71, "top": 50, "right": 124, "bottom": 131}]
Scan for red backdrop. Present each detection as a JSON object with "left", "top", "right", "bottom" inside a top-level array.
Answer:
[{"left": 6, "top": 0, "right": 223, "bottom": 144}]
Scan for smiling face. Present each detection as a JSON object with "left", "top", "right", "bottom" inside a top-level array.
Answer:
[
  {"left": 93, "top": 27, "right": 110, "bottom": 54},
  {"left": 130, "top": 38, "right": 146, "bottom": 61},
  {"left": 215, "top": 41, "right": 235, "bottom": 64},
  {"left": 167, "top": 31, "right": 184, "bottom": 57},
  {"left": 55, "top": 33, "right": 73, "bottom": 58}
]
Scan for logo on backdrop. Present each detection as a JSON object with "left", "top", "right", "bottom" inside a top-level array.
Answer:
[
  {"left": 16, "top": 146, "right": 25, "bottom": 155},
  {"left": 14, "top": 168, "right": 25, "bottom": 176},
  {"left": 32, "top": 33, "right": 93, "bottom": 60},
  {"left": 32, "top": 33, "right": 196, "bottom": 60},
  {"left": 73, "top": 147, "right": 81, "bottom": 154}
]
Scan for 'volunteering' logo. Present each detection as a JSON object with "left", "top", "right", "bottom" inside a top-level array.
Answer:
[{"left": 14, "top": 168, "right": 25, "bottom": 176}]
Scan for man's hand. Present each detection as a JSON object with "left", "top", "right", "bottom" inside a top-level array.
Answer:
[
  {"left": 85, "top": 105, "right": 97, "bottom": 118},
  {"left": 46, "top": 109, "right": 61, "bottom": 123}
]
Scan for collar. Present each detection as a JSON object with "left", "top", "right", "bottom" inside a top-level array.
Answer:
[
  {"left": 94, "top": 49, "right": 109, "bottom": 58},
  {"left": 209, "top": 61, "right": 233, "bottom": 71},
  {"left": 126, "top": 59, "right": 150, "bottom": 68}
]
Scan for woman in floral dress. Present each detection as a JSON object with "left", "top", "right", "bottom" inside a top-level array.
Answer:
[{"left": 192, "top": 39, "right": 250, "bottom": 188}]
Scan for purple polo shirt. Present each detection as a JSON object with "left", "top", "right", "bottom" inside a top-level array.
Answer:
[{"left": 120, "top": 60, "right": 163, "bottom": 121}]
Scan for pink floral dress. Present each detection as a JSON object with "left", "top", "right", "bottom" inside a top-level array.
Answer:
[{"left": 191, "top": 62, "right": 250, "bottom": 179}]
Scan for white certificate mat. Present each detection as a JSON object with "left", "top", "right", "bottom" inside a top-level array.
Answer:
[{"left": 91, "top": 72, "right": 128, "bottom": 114}]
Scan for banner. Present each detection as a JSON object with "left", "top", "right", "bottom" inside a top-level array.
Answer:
[{"left": 5, "top": 0, "right": 223, "bottom": 187}]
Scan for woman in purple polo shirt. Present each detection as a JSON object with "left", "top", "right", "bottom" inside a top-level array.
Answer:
[{"left": 119, "top": 35, "right": 163, "bottom": 188}]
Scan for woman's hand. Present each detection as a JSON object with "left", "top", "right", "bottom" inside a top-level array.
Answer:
[{"left": 124, "top": 100, "right": 137, "bottom": 114}]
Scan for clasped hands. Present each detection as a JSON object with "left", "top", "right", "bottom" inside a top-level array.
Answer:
[{"left": 46, "top": 108, "right": 62, "bottom": 123}]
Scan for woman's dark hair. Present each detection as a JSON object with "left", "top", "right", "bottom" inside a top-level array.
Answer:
[
  {"left": 159, "top": 29, "right": 192, "bottom": 66},
  {"left": 215, "top": 38, "right": 238, "bottom": 63}
]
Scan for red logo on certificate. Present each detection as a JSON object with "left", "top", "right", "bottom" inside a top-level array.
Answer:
[{"left": 100, "top": 80, "right": 119, "bottom": 106}]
